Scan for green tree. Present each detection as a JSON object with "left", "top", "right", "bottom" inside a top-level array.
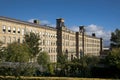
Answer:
[
  {"left": 2, "top": 42, "right": 31, "bottom": 79},
  {"left": 100, "top": 48, "right": 120, "bottom": 78},
  {"left": 105, "top": 48, "right": 120, "bottom": 69},
  {"left": 111, "top": 29, "right": 120, "bottom": 48},
  {"left": 37, "top": 51, "right": 50, "bottom": 71},
  {"left": 24, "top": 32, "right": 42, "bottom": 59},
  {"left": 69, "top": 56, "right": 99, "bottom": 77},
  {"left": 72, "top": 55, "right": 99, "bottom": 67},
  {"left": 0, "top": 41, "right": 3, "bottom": 47},
  {"left": 0, "top": 41, "right": 3, "bottom": 61},
  {"left": 56, "top": 54, "right": 68, "bottom": 74},
  {"left": 0, "top": 41, "right": 7, "bottom": 62},
  {"left": 6, "top": 42, "right": 30, "bottom": 62},
  {"left": 57, "top": 54, "right": 68, "bottom": 64},
  {"left": 47, "top": 63, "right": 55, "bottom": 75}
]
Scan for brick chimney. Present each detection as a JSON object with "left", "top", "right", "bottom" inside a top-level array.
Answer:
[
  {"left": 33, "top": 20, "right": 40, "bottom": 24},
  {"left": 92, "top": 33, "right": 96, "bottom": 37}
]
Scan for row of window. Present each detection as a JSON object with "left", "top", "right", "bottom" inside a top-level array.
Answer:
[
  {"left": 1, "top": 25, "right": 101, "bottom": 45},
  {"left": 1, "top": 36, "right": 57, "bottom": 50},
  {"left": 78, "top": 43, "right": 100, "bottom": 47},
  {"left": 85, "top": 39, "right": 100, "bottom": 43},
  {"left": 67, "top": 49, "right": 76, "bottom": 53},
  {"left": 62, "top": 35, "right": 75, "bottom": 41},
  {"left": 49, "top": 55, "right": 56, "bottom": 62},
  {"left": 42, "top": 47, "right": 57, "bottom": 53},
  {"left": 85, "top": 49, "right": 100, "bottom": 52},
  {"left": 1, "top": 36, "right": 23, "bottom": 44},
  {"left": 2, "top": 25, "right": 25, "bottom": 35},
  {"left": 62, "top": 42, "right": 76, "bottom": 46},
  {"left": 79, "top": 38, "right": 100, "bottom": 43},
  {"left": 2, "top": 25, "right": 57, "bottom": 39},
  {"left": 39, "top": 32, "right": 57, "bottom": 39},
  {"left": 85, "top": 44, "right": 100, "bottom": 47},
  {"left": 28, "top": 29, "right": 57, "bottom": 39},
  {"left": 42, "top": 40, "right": 56, "bottom": 46}
]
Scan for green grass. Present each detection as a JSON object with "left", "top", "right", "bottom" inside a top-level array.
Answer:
[{"left": 0, "top": 76, "right": 119, "bottom": 80}]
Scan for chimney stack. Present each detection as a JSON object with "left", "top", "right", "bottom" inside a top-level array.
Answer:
[
  {"left": 33, "top": 20, "right": 40, "bottom": 24},
  {"left": 92, "top": 33, "right": 96, "bottom": 37}
]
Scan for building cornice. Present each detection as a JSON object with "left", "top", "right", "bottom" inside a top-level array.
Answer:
[{"left": 0, "top": 16, "right": 57, "bottom": 31}]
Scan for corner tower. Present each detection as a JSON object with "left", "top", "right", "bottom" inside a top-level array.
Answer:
[
  {"left": 56, "top": 18, "right": 65, "bottom": 58},
  {"left": 56, "top": 18, "right": 65, "bottom": 29}
]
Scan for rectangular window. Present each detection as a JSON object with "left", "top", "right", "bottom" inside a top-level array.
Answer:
[
  {"left": 13, "top": 37, "right": 16, "bottom": 42},
  {"left": 7, "top": 36, "right": 11, "bottom": 43},
  {"left": 49, "top": 48, "right": 50, "bottom": 53},
  {"left": 22, "top": 39, "right": 25, "bottom": 43},
  {"left": 3, "top": 36, "right": 6, "bottom": 44},
  {"left": 18, "top": 38, "right": 20, "bottom": 43},
  {"left": 43, "top": 40, "right": 45, "bottom": 45},
  {"left": 22, "top": 29, "right": 24, "bottom": 35}
]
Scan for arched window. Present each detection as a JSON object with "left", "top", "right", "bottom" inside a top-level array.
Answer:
[
  {"left": 8, "top": 26, "right": 11, "bottom": 33},
  {"left": 18, "top": 28, "right": 20, "bottom": 33},
  {"left": 2, "top": 25, "right": 6, "bottom": 33},
  {"left": 13, "top": 27, "right": 16, "bottom": 34}
]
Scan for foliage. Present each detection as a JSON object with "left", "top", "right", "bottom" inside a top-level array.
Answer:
[
  {"left": 5, "top": 42, "right": 30, "bottom": 62},
  {"left": 105, "top": 48, "right": 120, "bottom": 69},
  {"left": 70, "top": 56, "right": 99, "bottom": 77},
  {"left": 37, "top": 51, "right": 50, "bottom": 70},
  {"left": 24, "top": 32, "right": 42, "bottom": 58},
  {"left": 111, "top": 29, "right": 120, "bottom": 48},
  {"left": 0, "top": 62, "right": 38, "bottom": 75},
  {"left": 55, "top": 61, "right": 91, "bottom": 77},
  {"left": 0, "top": 67, "right": 14, "bottom": 78},
  {"left": 0, "top": 65, "right": 36, "bottom": 79},
  {"left": 96, "top": 48, "right": 120, "bottom": 78},
  {"left": 57, "top": 54, "right": 68, "bottom": 64},
  {"left": 55, "top": 56, "right": 100, "bottom": 77},
  {"left": 20, "top": 63, "right": 36, "bottom": 76},
  {"left": 47, "top": 63, "right": 55, "bottom": 75},
  {"left": 0, "top": 41, "right": 7, "bottom": 62},
  {"left": 0, "top": 77, "right": 114, "bottom": 80},
  {"left": 72, "top": 55, "right": 99, "bottom": 67},
  {"left": 0, "top": 41, "right": 3, "bottom": 47}
]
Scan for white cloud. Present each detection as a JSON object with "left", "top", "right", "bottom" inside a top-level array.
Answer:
[
  {"left": 70, "top": 26, "right": 79, "bottom": 32},
  {"left": 48, "top": 24, "right": 56, "bottom": 27},
  {"left": 85, "top": 24, "right": 111, "bottom": 41},
  {"left": 40, "top": 20, "right": 50, "bottom": 25},
  {"left": 70, "top": 24, "right": 111, "bottom": 46},
  {"left": 86, "top": 24, "right": 111, "bottom": 46},
  {"left": 28, "top": 19, "right": 35, "bottom": 23}
]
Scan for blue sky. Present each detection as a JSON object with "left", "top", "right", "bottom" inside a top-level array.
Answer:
[{"left": 0, "top": 0, "right": 120, "bottom": 46}]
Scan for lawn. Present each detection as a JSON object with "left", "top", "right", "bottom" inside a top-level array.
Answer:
[{"left": 0, "top": 76, "right": 119, "bottom": 80}]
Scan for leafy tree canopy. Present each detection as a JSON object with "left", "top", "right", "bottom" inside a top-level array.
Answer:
[
  {"left": 111, "top": 29, "right": 120, "bottom": 48},
  {"left": 37, "top": 51, "right": 50, "bottom": 67},
  {"left": 24, "top": 32, "right": 42, "bottom": 58},
  {"left": 72, "top": 55, "right": 99, "bottom": 67},
  {"left": 0, "top": 41, "right": 7, "bottom": 62},
  {"left": 57, "top": 54, "right": 68, "bottom": 64},
  {"left": 105, "top": 48, "right": 120, "bottom": 69},
  {"left": 6, "top": 42, "right": 30, "bottom": 62}
]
